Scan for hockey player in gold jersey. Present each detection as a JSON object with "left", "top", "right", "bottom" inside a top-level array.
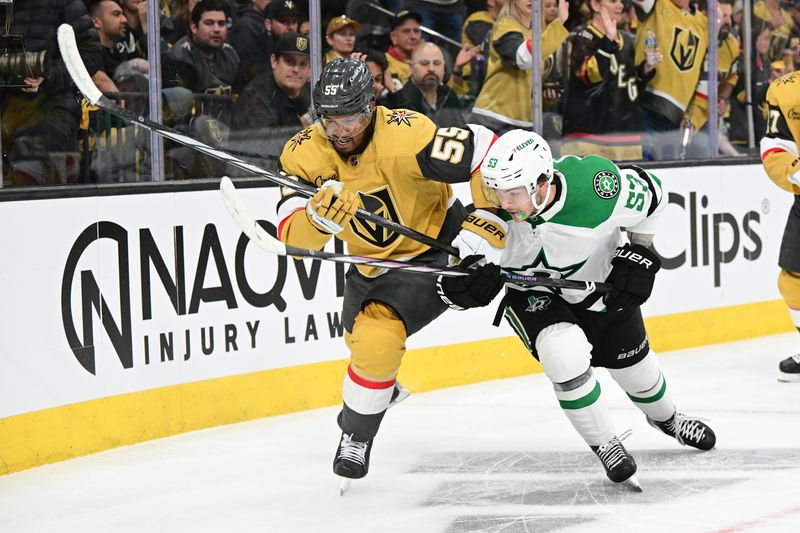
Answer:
[
  {"left": 276, "top": 58, "right": 500, "bottom": 484},
  {"left": 760, "top": 70, "right": 800, "bottom": 382}
]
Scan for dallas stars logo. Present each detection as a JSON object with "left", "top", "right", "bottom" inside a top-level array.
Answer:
[
  {"left": 386, "top": 110, "right": 416, "bottom": 127},
  {"left": 593, "top": 170, "right": 619, "bottom": 199},
  {"left": 505, "top": 249, "right": 587, "bottom": 294},
  {"left": 289, "top": 127, "right": 312, "bottom": 151},
  {"left": 525, "top": 295, "right": 551, "bottom": 313}
]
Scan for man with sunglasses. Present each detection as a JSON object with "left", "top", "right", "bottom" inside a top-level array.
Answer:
[{"left": 275, "top": 57, "right": 499, "bottom": 487}]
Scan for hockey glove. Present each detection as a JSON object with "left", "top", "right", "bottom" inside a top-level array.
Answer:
[
  {"left": 603, "top": 243, "right": 661, "bottom": 311},
  {"left": 450, "top": 209, "right": 508, "bottom": 265},
  {"left": 437, "top": 256, "right": 505, "bottom": 310},
  {"left": 306, "top": 180, "right": 359, "bottom": 234}
]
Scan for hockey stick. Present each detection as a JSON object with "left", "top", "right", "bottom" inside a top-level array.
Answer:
[
  {"left": 56, "top": 24, "right": 459, "bottom": 258},
  {"left": 221, "top": 177, "right": 611, "bottom": 292}
]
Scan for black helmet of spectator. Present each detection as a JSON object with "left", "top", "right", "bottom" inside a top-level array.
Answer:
[
  {"left": 266, "top": 0, "right": 301, "bottom": 20},
  {"left": 389, "top": 9, "right": 422, "bottom": 30},
  {"left": 313, "top": 58, "right": 374, "bottom": 117}
]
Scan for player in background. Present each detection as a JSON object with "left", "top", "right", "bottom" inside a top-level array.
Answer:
[
  {"left": 760, "top": 71, "right": 800, "bottom": 382},
  {"left": 437, "top": 130, "right": 716, "bottom": 487},
  {"left": 275, "top": 58, "right": 499, "bottom": 487}
]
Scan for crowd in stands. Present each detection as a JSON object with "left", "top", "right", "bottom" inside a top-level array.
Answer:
[{"left": 1, "top": 0, "right": 799, "bottom": 184}]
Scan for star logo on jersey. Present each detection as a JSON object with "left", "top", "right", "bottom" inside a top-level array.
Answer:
[
  {"left": 670, "top": 27, "right": 700, "bottom": 72},
  {"left": 593, "top": 170, "right": 619, "bottom": 199},
  {"left": 386, "top": 110, "right": 416, "bottom": 127},
  {"left": 525, "top": 295, "right": 552, "bottom": 313},
  {"left": 350, "top": 186, "right": 402, "bottom": 247},
  {"left": 504, "top": 249, "right": 587, "bottom": 294},
  {"left": 289, "top": 127, "right": 313, "bottom": 151},
  {"left": 775, "top": 73, "right": 796, "bottom": 86}
]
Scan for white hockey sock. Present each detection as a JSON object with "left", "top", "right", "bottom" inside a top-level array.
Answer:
[
  {"left": 555, "top": 371, "right": 616, "bottom": 447},
  {"left": 608, "top": 352, "right": 676, "bottom": 422}
]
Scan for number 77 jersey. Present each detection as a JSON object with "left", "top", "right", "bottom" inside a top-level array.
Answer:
[{"left": 500, "top": 154, "right": 666, "bottom": 310}]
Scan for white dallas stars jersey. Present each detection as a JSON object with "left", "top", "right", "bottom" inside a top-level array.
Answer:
[{"left": 499, "top": 155, "right": 666, "bottom": 311}]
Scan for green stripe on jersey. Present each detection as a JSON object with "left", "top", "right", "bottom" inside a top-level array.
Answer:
[
  {"left": 559, "top": 381, "right": 601, "bottom": 410},
  {"left": 627, "top": 377, "right": 667, "bottom": 404}
]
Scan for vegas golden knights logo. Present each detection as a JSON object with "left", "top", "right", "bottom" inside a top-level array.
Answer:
[
  {"left": 352, "top": 187, "right": 401, "bottom": 247},
  {"left": 670, "top": 27, "right": 700, "bottom": 72}
]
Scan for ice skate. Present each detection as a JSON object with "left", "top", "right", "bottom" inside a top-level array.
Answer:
[
  {"left": 778, "top": 354, "right": 800, "bottom": 382},
  {"left": 334, "top": 432, "right": 373, "bottom": 495},
  {"left": 590, "top": 431, "right": 641, "bottom": 490},
  {"left": 647, "top": 411, "right": 716, "bottom": 450}
]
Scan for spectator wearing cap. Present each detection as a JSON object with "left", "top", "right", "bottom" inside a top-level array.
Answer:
[
  {"left": 231, "top": 0, "right": 302, "bottom": 91},
  {"left": 405, "top": 0, "right": 467, "bottom": 45},
  {"left": 231, "top": 32, "right": 311, "bottom": 136},
  {"left": 385, "top": 42, "right": 467, "bottom": 128},
  {"left": 385, "top": 10, "right": 424, "bottom": 91},
  {"left": 162, "top": 0, "right": 239, "bottom": 104},
  {"left": 324, "top": 15, "right": 363, "bottom": 64}
]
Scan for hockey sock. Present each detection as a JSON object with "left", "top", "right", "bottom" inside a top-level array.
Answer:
[
  {"left": 555, "top": 368, "right": 616, "bottom": 447},
  {"left": 341, "top": 365, "right": 394, "bottom": 440},
  {"left": 608, "top": 352, "right": 676, "bottom": 422}
]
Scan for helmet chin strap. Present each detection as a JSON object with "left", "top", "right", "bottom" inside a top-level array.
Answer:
[{"left": 529, "top": 182, "right": 552, "bottom": 215}]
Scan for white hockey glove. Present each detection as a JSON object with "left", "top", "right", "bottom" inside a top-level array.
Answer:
[
  {"left": 306, "top": 180, "right": 359, "bottom": 234},
  {"left": 451, "top": 209, "right": 508, "bottom": 265}
]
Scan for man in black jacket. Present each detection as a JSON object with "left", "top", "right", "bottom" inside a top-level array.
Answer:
[
  {"left": 1, "top": 0, "right": 103, "bottom": 185},
  {"left": 229, "top": 32, "right": 310, "bottom": 169}
]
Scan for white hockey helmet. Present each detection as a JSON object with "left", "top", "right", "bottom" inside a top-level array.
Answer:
[{"left": 480, "top": 129, "right": 554, "bottom": 213}]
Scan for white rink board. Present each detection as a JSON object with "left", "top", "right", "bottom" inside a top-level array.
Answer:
[{"left": 0, "top": 163, "right": 790, "bottom": 418}]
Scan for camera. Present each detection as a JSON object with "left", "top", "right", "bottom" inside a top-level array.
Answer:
[{"left": 0, "top": 34, "right": 47, "bottom": 87}]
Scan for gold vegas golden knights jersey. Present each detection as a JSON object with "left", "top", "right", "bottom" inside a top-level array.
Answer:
[
  {"left": 472, "top": 15, "right": 569, "bottom": 126},
  {"left": 684, "top": 33, "right": 740, "bottom": 130},
  {"left": 634, "top": 0, "right": 708, "bottom": 125},
  {"left": 276, "top": 107, "right": 491, "bottom": 276},
  {"left": 761, "top": 71, "right": 800, "bottom": 194}
]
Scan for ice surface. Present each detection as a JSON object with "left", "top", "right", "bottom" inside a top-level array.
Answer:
[{"left": 2, "top": 333, "right": 799, "bottom": 533}]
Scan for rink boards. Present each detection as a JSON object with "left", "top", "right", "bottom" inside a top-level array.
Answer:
[{"left": 0, "top": 162, "right": 794, "bottom": 474}]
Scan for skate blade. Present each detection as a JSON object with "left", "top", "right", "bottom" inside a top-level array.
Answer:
[
  {"left": 624, "top": 475, "right": 643, "bottom": 492},
  {"left": 339, "top": 478, "right": 352, "bottom": 496},
  {"left": 777, "top": 372, "right": 800, "bottom": 383},
  {"left": 388, "top": 388, "right": 411, "bottom": 408}
]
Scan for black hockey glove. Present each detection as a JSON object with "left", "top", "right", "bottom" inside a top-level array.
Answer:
[
  {"left": 603, "top": 243, "right": 661, "bottom": 311},
  {"left": 437, "top": 257, "right": 505, "bottom": 310}
]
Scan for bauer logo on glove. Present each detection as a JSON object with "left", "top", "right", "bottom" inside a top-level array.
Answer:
[
  {"left": 603, "top": 243, "right": 661, "bottom": 311},
  {"left": 451, "top": 209, "right": 508, "bottom": 265}
]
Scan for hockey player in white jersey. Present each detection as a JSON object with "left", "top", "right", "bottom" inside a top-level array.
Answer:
[{"left": 437, "top": 129, "right": 716, "bottom": 487}]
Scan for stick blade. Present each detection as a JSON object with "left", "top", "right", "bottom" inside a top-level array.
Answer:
[
  {"left": 57, "top": 24, "right": 103, "bottom": 104},
  {"left": 220, "top": 177, "right": 287, "bottom": 255}
]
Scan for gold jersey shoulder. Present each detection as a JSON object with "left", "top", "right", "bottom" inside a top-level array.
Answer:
[{"left": 766, "top": 70, "right": 800, "bottom": 146}]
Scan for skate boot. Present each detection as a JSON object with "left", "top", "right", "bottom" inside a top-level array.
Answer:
[
  {"left": 333, "top": 431, "right": 373, "bottom": 480},
  {"left": 590, "top": 431, "right": 640, "bottom": 489},
  {"left": 778, "top": 354, "right": 800, "bottom": 382},
  {"left": 647, "top": 411, "right": 716, "bottom": 450}
]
